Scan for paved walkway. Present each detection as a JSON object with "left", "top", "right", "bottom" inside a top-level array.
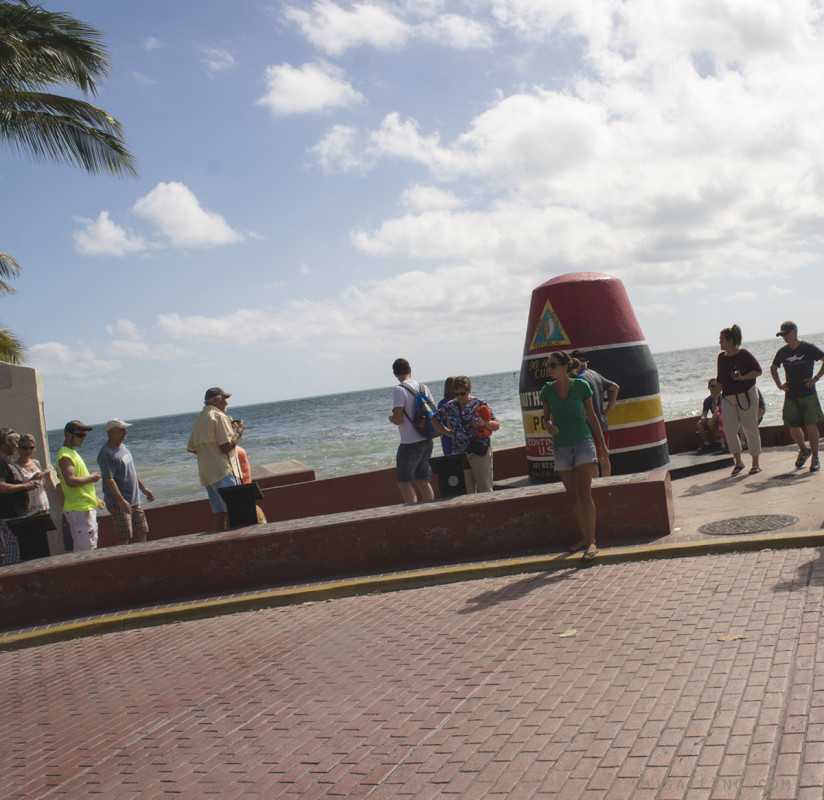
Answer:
[{"left": 2, "top": 445, "right": 824, "bottom": 798}]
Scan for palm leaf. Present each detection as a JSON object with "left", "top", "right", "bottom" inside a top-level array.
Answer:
[
  {"left": 0, "top": 323, "right": 25, "bottom": 365},
  {"left": 0, "top": 1, "right": 109, "bottom": 95},
  {"left": 1, "top": 93, "right": 137, "bottom": 175},
  {"left": 0, "top": 251, "right": 20, "bottom": 295}
]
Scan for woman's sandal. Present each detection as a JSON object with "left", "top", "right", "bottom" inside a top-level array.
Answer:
[
  {"left": 568, "top": 541, "right": 586, "bottom": 553},
  {"left": 749, "top": 466, "right": 762, "bottom": 475},
  {"left": 582, "top": 547, "right": 599, "bottom": 561},
  {"left": 731, "top": 463, "right": 745, "bottom": 476}
]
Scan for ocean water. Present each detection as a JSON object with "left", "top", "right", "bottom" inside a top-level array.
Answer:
[{"left": 45, "top": 335, "right": 824, "bottom": 507}]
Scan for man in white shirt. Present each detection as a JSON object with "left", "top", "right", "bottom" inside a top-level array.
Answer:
[{"left": 388, "top": 359, "right": 435, "bottom": 504}]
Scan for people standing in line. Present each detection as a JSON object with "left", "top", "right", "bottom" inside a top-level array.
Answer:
[
  {"left": 437, "top": 377, "right": 456, "bottom": 456},
  {"left": 388, "top": 358, "right": 436, "bottom": 504},
  {"left": 697, "top": 379, "right": 723, "bottom": 453},
  {"left": 97, "top": 419, "right": 155, "bottom": 545},
  {"left": 716, "top": 325, "right": 762, "bottom": 476},
  {"left": 14, "top": 433, "right": 52, "bottom": 516},
  {"left": 770, "top": 321, "right": 824, "bottom": 473},
  {"left": 540, "top": 352, "right": 608, "bottom": 561},
  {"left": 0, "top": 428, "right": 44, "bottom": 564},
  {"left": 187, "top": 388, "right": 244, "bottom": 531},
  {"left": 433, "top": 375, "right": 500, "bottom": 494},
  {"left": 56, "top": 421, "right": 102, "bottom": 551},
  {"left": 570, "top": 350, "right": 620, "bottom": 476}
]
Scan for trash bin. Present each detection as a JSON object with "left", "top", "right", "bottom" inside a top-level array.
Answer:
[
  {"left": 218, "top": 483, "right": 264, "bottom": 528},
  {"left": 430, "top": 453, "right": 471, "bottom": 498}
]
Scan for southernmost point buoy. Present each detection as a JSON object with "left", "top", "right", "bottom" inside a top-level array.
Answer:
[{"left": 519, "top": 272, "right": 668, "bottom": 480}]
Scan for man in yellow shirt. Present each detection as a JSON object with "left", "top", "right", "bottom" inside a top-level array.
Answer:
[
  {"left": 56, "top": 420, "right": 102, "bottom": 551},
  {"left": 187, "top": 387, "right": 244, "bottom": 530}
]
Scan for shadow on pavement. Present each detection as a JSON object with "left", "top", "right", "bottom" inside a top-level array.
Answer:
[
  {"left": 459, "top": 568, "right": 577, "bottom": 614},
  {"left": 773, "top": 547, "right": 824, "bottom": 593}
]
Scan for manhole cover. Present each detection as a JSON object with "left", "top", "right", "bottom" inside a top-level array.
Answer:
[{"left": 699, "top": 514, "right": 798, "bottom": 536}]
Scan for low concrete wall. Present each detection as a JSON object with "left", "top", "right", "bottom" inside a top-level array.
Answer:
[
  {"left": 97, "top": 460, "right": 317, "bottom": 547},
  {"left": 0, "top": 469, "right": 672, "bottom": 629}
]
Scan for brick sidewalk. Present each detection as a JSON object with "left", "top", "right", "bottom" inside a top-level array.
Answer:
[{"left": 3, "top": 546, "right": 824, "bottom": 799}]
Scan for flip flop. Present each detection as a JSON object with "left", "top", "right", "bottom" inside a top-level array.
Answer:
[
  {"left": 568, "top": 541, "right": 586, "bottom": 553},
  {"left": 731, "top": 464, "right": 745, "bottom": 476},
  {"left": 582, "top": 548, "right": 599, "bottom": 561},
  {"left": 749, "top": 466, "right": 762, "bottom": 475}
]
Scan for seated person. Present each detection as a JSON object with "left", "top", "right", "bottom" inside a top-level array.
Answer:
[{"left": 697, "top": 379, "right": 722, "bottom": 452}]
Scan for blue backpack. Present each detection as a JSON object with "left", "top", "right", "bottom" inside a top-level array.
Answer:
[{"left": 400, "top": 382, "right": 439, "bottom": 439}]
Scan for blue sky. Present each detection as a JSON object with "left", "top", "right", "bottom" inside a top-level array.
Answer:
[{"left": 3, "top": 0, "right": 824, "bottom": 423}]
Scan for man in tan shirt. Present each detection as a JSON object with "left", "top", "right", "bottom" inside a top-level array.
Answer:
[{"left": 187, "top": 387, "right": 243, "bottom": 530}]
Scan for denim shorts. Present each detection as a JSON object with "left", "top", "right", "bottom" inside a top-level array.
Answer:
[
  {"left": 206, "top": 473, "right": 239, "bottom": 513},
  {"left": 396, "top": 439, "right": 433, "bottom": 483},
  {"left": 553, "top": 438, "right": 597, "bottom": 472}
]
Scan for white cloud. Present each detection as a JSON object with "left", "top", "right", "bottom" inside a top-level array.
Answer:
[
  {"left": 143, "top": 36, "right": 163, "bottom": 51},
  {"left": 132, "top": 182, "right": 244, "bottom": 249},
  {"left": 72, "top": 212, "right": 147, "bottom": 257},
  {"left": 299, "top": 263, "right": 311, "bottom": 274},
  {"left": 306, "top": 0, "right": 824, "bottom": 306},
  {"left": 401, "top": 184, "right": 463, "bottom": 212},
  {"left": 284, "top": 1, "right": 493, "bottom": 55},
  {"left": 418, "top": 14, "right": 494, "bottom": 50},
  {"left": 103, "top": 318, "right": 186, "bottom": 360},
  {"left": 312, "top": 124, "right": 371, "bottom": 173},
  {"left": 201, "top": 46, "right": 236, "bottom": 75},
  {"left": 283, "top": 0, "right": 411, "bottom": 56},
  {"left": 106, "top": 319, "right": 141, "bottom": 341},
  {"left": 257, "top": 61, "right": 364, "bottom": 116},
  {"left": 29, "top": 341, "right": 120, "bottom": 385}
]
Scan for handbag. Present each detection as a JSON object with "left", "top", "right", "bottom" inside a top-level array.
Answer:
[{"left": 468, "top": 437, "right": 490, "bottom": 456}]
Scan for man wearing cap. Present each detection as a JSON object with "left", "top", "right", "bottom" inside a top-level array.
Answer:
[
  {"left": 771, "top": 322, "right": 824, "bottom": 472},
  {"left": 187, "top": 388, "right": 243, "bottom": 530},
  {"left": 0, "top": 427, "right": 43, "bottom": 564},
  {"left": 97, "top": 419, "right": 155, "bottom": 545},
  {"left": 56, "top": 421, "right": 102, "bottom": 551},
  {"left": 570, "top": 350, "right": 620, "bottom": 477}
]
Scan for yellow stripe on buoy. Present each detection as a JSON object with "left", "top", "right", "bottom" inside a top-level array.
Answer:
[{"left": 607, "top": 396, "right": 664, "bottom": 428}]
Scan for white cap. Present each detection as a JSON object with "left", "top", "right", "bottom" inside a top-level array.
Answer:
[{"left": 105, "top": 418, "right": 133, "bottom": 432}]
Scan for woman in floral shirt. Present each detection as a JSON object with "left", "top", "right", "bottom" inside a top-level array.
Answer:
[{"left": 433, "top": 376, "right": 500, "bottom": 493}]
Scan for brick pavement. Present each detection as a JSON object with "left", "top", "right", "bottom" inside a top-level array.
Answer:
[{"left": 3, "top": 546, "right": 824, "bottom": 799}]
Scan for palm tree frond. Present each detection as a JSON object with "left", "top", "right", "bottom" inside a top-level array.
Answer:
[
  {"left": 0, "top": 324, "right": 26, "bottom": 365},
  {"left": 0, "top": 95, "right": 138, "bottom": 176}
]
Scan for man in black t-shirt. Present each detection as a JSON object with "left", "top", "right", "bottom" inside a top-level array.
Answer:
[{"left": 770, "top": 322, "right": 824, "bottom": 472}]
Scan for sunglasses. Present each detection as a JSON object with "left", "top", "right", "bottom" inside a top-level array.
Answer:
[
  {"left": 18, "top": 444, "right": 35, "bottom": 450},
  {"left": 72, "top": 431, "right": 88, "bottom": 438},
  {"left": 547, "top": 362, "right": 562, "bottom": 368},
  {"left": 454, "top": 391, "right": 469, "bottom": 396}
]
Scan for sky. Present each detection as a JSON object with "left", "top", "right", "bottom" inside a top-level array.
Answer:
[{"left": 3, "top": 0, "right": 824, "bottom": 424}]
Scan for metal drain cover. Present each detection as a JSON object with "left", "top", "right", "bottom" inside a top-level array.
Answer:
[{"left": 699, "top": 514, "right": 798, "bottom": 536}]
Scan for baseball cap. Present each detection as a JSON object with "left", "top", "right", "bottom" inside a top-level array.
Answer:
[
  {"left": 776, "top": 321, "right": 797, "bottom": 337},
  {"left": 570, "top": 349, "right": 588, "bottom": 362},
  {"left": 64, "top": 420, "right": 93, "bottom": 434},
  {"left": 105, "top": 418, "right": 133, "bottom": 432},
  {"left": 204, "top": 387, "right": 231, "bottom": 402}
]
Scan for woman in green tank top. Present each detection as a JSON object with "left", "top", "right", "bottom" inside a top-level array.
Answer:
[{"left": 540, "top": 351, "right": 608, "bottom": 561}]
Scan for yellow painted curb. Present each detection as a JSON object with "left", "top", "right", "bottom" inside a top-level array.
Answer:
[{"left": 3, "top": 530, "right": 824, "bottom": 652}]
